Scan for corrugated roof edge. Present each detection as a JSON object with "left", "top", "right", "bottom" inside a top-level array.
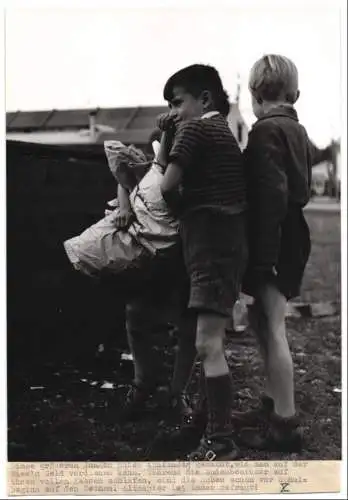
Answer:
[{"left": 6, "top": 106, "right": 168, "bottom": 132}]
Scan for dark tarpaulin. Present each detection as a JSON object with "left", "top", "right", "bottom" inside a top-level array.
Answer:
[{"left": 7, "top": 140, "right": 127, "bottom": 365}]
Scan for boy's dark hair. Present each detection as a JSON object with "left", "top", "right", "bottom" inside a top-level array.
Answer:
[{"left": 163, "top": 64, "right": 231, "bottom": 117}]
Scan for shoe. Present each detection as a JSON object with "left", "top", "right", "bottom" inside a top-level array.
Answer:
[
  {"left": 151, "top": 387, "right": 193, "bottom": 421},
  {"left": 231, "top": 395, "right": 274, "bottom": 428},
  {"left": 169, "top": 393, "right": 193, "bottom": 422},
  {"left": 239, "top": 412, "right": 303, "bottom": 453},
  {"left": 149, "top": 408, "right": 207, "bottom": 459},
  {"left": 187, "top": 435, "right": 239, "bottom": 461}
]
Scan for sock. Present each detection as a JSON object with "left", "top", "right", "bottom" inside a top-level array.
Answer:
[
  {"left": 205, "top": 374, "right": 233, "bottom": 437},
  {"left": 195, "top": 363, "right": 207, "bottom": 413}
]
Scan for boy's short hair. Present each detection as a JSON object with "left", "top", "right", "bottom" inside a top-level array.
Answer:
[
  {"left": 163, "top": 64, "right": 231, "bottom": 117},
  {"left": 249, "top": 54, "right": 299, "bottom": 103}
]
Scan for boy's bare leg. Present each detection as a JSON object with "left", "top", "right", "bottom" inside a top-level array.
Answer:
[
  {"left": 248, "top": 301, "right": 274, "bottom": 400},
  {"left": 124, "top": 296, "right": 194, "bottom": 420},
  {"left": 230, "top": 301, "right": 276, "bottom": 428},
  {"left": 196, "top": 313, "right": 228, "bottom": 377},
  {"left": 236, "top": 285, "right": 302, "bottom": 452},
  {"left": 259, "top": 284, "right": 295, "bottom": 418},
  {"left": 125, "top": 298, "right": 161, "bottom": 392}
]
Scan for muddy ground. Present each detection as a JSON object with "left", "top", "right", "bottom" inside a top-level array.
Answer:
[{"left": 7, "top": 210, "right": 341, "bottom": 461}]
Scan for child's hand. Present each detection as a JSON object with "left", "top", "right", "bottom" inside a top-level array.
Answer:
[
  {"left": 113, "top": 209, "right": 135, "bottom": 229},
  {"left": 104, "top": 198, "right": 119, "bottom": 217},
  {"left": 157, "top": 113, "right": 179, "bottom": 132}
]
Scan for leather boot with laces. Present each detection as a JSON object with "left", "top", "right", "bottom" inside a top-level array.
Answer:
[
  {"left": 239, "top": 412, "right": 303, "bottom": 453},
  {"left": 165, "top": 363, "right": 207, "bottom": 447},
  {"left": 171, "top": 407, "right": 207, "bottom": 448},
  {"left": 145, "top": 405, "right": 207, "bottom": 460},
  {"left": 168, "top": 393, "right": 193, "bottom": 423},
  {"left": 187, "top": 434, "right": 239, "bottom": 461},
  {"left": 186, "top": 374, "right": 239, "bottom": 460}
]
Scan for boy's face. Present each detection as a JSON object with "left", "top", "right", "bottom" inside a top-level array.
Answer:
[{"left": 168, "top": 86, "right": 205, "bottom": 122}]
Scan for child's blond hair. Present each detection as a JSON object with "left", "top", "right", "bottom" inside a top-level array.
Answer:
[{"left": 249, "top": 54, "right": 299, "bottom": 104}]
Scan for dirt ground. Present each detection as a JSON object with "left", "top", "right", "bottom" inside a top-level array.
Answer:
[{"left": 8, "top": 209, "right": 341, "bottom": 461}]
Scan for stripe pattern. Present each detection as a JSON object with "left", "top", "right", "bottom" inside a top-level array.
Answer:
[{"left": 169, "top": 114, "right": 246, "bottom": 211}]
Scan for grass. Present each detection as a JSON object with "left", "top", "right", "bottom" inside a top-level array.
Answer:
[{"left": 300, "top": 210, "right": 341, "bottom": 304}]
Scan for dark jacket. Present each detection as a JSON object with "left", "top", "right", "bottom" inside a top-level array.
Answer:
[{"left": 243, "top": 105, "right": 312, "bottom": 273}]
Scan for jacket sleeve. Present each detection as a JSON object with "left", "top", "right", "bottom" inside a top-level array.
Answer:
[
  {"left": 244, "top": 122, "right": 288, "bottom": 272},
  {"left": 308, "top": 139, "right": 334, "bottom": 166}
]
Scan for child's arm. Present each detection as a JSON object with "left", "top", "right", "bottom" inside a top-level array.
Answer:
[
  {"left": 156, "top": 130, "right": 175, "bottom": 170},
  {"left": 309, "top": 139, "right": 338, "bottom": 166},
  {"left": 244, "top": 123, "right": 288, "bottom": 279},
  {"left": 113, "top": 183, "right": 135, "bottom": 229},
  {"left": 156, "top": 113, "right": 184, "bottom": 216},
  {"left": 155, "top": 113, "right": 178, "bottom": 170},
  {"left": 160, "top": 162, "right": 184, "bottom": 216}
]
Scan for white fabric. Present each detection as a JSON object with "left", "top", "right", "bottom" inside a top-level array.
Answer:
[{"left": 128, "top": 162, "right": 179, "bottom": 254}]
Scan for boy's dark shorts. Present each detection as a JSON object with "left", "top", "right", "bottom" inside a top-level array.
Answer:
[
  {"left": 100, "top": 239, "right": 189, "bottom": 311},
  {"left": 180, "top": 209, "right": 248, "bottom": 317}
]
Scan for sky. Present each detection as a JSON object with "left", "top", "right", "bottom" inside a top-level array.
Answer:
[{"left": 4, "top": 1, "right": 345, "bottom": 147}]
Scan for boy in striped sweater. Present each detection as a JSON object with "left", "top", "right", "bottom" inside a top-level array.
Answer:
[{"left": 158, "top": 64, "right": 248, "bottom": 460}]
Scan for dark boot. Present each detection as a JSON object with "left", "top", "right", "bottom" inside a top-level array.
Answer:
[
  {"left": 231, "top": 395, "right": 274, "bottom": 428},
  {"left": 169, "top": 392, "right": 193, "bottom": 423},
  {"left": 239, "top": 412, "right": 303, "bottom": 453},
  {"left": 154, "top": 387, "right": 193, "bottom": 424},
  {"left": 170, "top": 363, "right": 207, "bottom": 443},
  {"left": 186, "top": 434, "right": 239, "bottom": 461},
  {"left": 120, "top": 384, "right": 154, "bottom": 421},
  {"left": 187, "top": 374, "right": 239, "bottom": 461},
  {"left": 148, "top": 365, "right": 207, "bottom": 459}
]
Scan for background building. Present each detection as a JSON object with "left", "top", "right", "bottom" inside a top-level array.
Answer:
[{"left": 6, "top": 103, "right": 249, "bottom": 151}]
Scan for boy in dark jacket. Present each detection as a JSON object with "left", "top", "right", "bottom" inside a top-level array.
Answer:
[{"left": 234, "top": 54, "right": 312, "bottom": 452}]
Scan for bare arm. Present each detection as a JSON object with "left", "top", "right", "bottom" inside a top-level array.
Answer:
[
  {"left": 113, "top": 183, "right": 134, "bottom": 229},
  {"left": 156, "top": 129, "right": 176, "bottom": 171},
  {"left": 117, "top": 183, "right": 132, "bottom": 212}
]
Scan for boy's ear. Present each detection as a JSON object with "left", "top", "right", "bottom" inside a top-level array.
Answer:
[
  {"left": 286, "top": 90, "right": 300, "bottom": 104},
  {"left": 201, "top": 90, "right": 213, "bottom": 109}
]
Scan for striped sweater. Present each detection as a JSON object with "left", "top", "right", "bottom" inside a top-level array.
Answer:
[{"left": 168, "top": 113, "right": 247, "bottom": 214}]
